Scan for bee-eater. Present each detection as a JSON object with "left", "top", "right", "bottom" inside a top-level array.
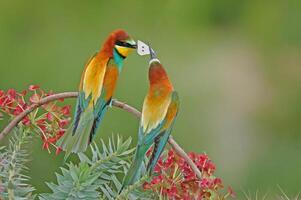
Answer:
[
  {"left": 57, "top": 29, "right": 137, "bottom": 157},
  {"left": 122, "top": 47, "right": 180, "bottom": 189}
]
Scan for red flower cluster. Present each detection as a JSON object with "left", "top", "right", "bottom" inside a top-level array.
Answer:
[
  {"left": 143, "top": 149, "right": 235, "bottom": 199},
  {"left": 0, "top": 85, "right": 70, "bottom": 154}
]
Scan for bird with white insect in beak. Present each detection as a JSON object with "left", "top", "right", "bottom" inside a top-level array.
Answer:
[{"left": 121, "top": 44, "right": 180, "bottom": 190}]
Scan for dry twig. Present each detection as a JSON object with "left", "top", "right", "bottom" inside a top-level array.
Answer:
[{"left": 0, "top": 92, "right": 202, "bottom": 180}]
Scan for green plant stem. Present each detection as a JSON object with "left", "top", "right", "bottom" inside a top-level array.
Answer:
[{"left": 7, "top": 130, "right": 27, "bottom": 200}]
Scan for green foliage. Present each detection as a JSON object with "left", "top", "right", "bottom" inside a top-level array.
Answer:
[
  {"left": 40, "top": 135, "right": 155, "bottom": 200},
  {"left": 80, "top": 135, "right": 135, "bottom": 199},
  {"left": 0, "top": 128, "right": 35, "bottom": 200},
  {"left": 39, "top": 163, "right": 100, "bottom": 200}
]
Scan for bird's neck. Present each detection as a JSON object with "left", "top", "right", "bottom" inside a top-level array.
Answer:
[
  {"left": 113, "top": 48, "right": 125, "bottom": 71},
  {"left": 149, "top": 64, "right": 173, "bottom": 89},
  {"left": 100, "top": 35, "right": 115, "bottom": 56}
]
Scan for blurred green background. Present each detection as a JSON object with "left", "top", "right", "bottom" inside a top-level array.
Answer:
[{"left": 1, "top": 0, "right": 301, "bottom": 198}]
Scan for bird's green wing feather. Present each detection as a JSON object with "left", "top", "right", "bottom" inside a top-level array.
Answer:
[
  {"left": 57, "top": 106, "right": 94, "bottom": 160},
  {"left": 72, "top": 91, "right": 91, "bottom": 134},
  {"left": 146, "top": 130, "right": 170, "bottom": 173}
]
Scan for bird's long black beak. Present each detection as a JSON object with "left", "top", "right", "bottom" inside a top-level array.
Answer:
[
  {"left": 129, "top": 43, "right": 137, "bottom": 49},
  {"left": 127, "top": 39, "right": 137, "bottom": 49},
  {"left": 149, "top": 44, "right": 157, "bottom": 60},
  {"left": 116, "top": 40, "right": 137, "bottom": 49}
]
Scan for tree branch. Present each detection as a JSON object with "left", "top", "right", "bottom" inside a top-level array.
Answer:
[{"left": 0, "top": 92, "right": 202, "bottom": 180}]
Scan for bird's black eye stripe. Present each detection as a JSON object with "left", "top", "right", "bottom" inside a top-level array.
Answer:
[
  {"left": 115, "top": 40, "right": 136, "bottom": 48},
  {"left": 115, "top": 41, "right": 126, "bottom": 46}
]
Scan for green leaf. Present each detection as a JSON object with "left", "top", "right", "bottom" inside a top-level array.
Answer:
[
  {"left": 40, "top": 162, "right": 100, "bottom": 200},
  {"left": 41, "top": 134, "right": 155, "bottom": 200},
  {"left": 0, "top": 128, "right": 35, "bottom": 200}
]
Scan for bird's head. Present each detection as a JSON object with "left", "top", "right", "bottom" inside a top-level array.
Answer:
[
  {"left": 147, "top": 44, "right": 171, "bottom": 85},
  {"left": 102, "top": 29, "right": 136, "bottom": 59},
  {"left": 111, "top": 30, "right": 137, "bottom": 59}
]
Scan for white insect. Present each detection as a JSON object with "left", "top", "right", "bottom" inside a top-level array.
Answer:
[{"left": 136, "top": 40, "right": 156, "bottom": 56}]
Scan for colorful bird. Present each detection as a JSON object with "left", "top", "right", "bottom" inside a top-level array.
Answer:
[
  {"left": 122, "top": 46, "right": 180, "bottom": 189},
  {"left": 57, "top": 29, "right": 136, "bottom": 157}
]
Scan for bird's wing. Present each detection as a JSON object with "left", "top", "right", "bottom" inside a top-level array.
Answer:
[
  {"left": 89, "top": 58, "right": 120, "bottom": 141},
  {"left": 161, "top": 91, "right": 180, "bottom": 130},
  {"left": 57, "top": 53, "right": 111, "bottom": 156},
  {"left": 93, "top": 58, "right": 119, "bottom": 112},
  {"left": 141, "top": 92, "right": 171, "bottom": 133},
  {"left": 72, "top": 53, "right": 108, "bottom": 133},
  {"left": 143, "top": 91, "right": 179, "bottom": 172},
  {"left": 139, "top": 91, "right": 179, "bottom": 145},
  {"left": 80, "top": 53, "right": 109, "bottom": 106}
]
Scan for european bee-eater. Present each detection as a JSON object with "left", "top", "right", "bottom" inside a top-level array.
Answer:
[
  {"left": 57, "top": 29, "right": 136, "bottom": 157},
  {"left": 122, "top": 46, "right": 180, "bottom": 189}
]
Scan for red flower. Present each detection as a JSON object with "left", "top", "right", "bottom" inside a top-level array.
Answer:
[
  {"left": 188, "top": 152, "right": 196, "bottom": 160},
  {"left": 58, "top": 119, "right": 69, "bottom": 128},
  {"left": 42, "top": 141, "right": 49, "bottom": 150},
  {"left": 46, "top": 112, "right": 54, "bottom": 121},
  {"left": 29, "top": 85, "right": 40, "bottom": 91},
  {"left": 200, "top": 178, "right": 213, "bottom": 189},
  {"left": 167, "top": 185, "right": 178, "bottom": 198},
  {"left": 29, "top": 93, "right": 40, "bottom": 103},
  {"left": 213, "top": 178, "right": 223, "bottom": 188},
  {"left": 13, "top": 105, "right": 24, "bottom": 116},
  {"left": 151, "top": 175, "right": 163, "bottom": 185},
  {"left": 1, "top": 86, "right": 72, "bottom": 154},
  {"left": 55, "top": 147, "right": 62, "bottom": 155},
  {"left": 36, "top": 118, "right": 45, "bottom": 125},
  {"left": 22, "top": 116, "right": 31, "bottom": 126},
  {"left": 7, "top": 89, "right": 16, "bottom": 99},
  {"left": 204, "top": 160, "right": 216, "bottom": 174},
  {"left": 144, "top": 149, "right": 234, "bottom": 199},
  {"left": 0, "top": 95, "right": 8, "bottom": 107},
  {"left": 164, "top": 150, "right": 175, "bottom": 168},
  {"left": 198, "top": 154, "right": 208, "bottom": 166},
  {"left": 38, "top": 124, "right": 46, "bottom": 132},
  {"left": 57, "top": 129, "right": 65, "bottom": 137},
  {"left": 154, "top": 159, "right": 163, "bottom": 173},
  {"left": 47, "top": 137, "right": 57, "bottom": 143},
  {"left": 18, "top": 90, "right": 27, "bottom": 96},
  {"left": 143, "top": 182, "right": 152, "bottom": 190},
  {"left": 228, "top": 186, "right": 236, "bottom": 198},
  {"left": 0, "top": 90, "right": 5, "bottom": 97},
  {"left": 61, "top": 105, "right": 71, "bottom": 116}
]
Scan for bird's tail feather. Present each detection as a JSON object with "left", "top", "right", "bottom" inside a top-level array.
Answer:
[
  {"left": 120, "top": 145, "right": 146, "bottom": 192},
  {"left": 146, "top": 131, "right": 170, "bottom": 174},
  {"left": 56, "top": 107, "right": 94, "bottom": 160}
]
